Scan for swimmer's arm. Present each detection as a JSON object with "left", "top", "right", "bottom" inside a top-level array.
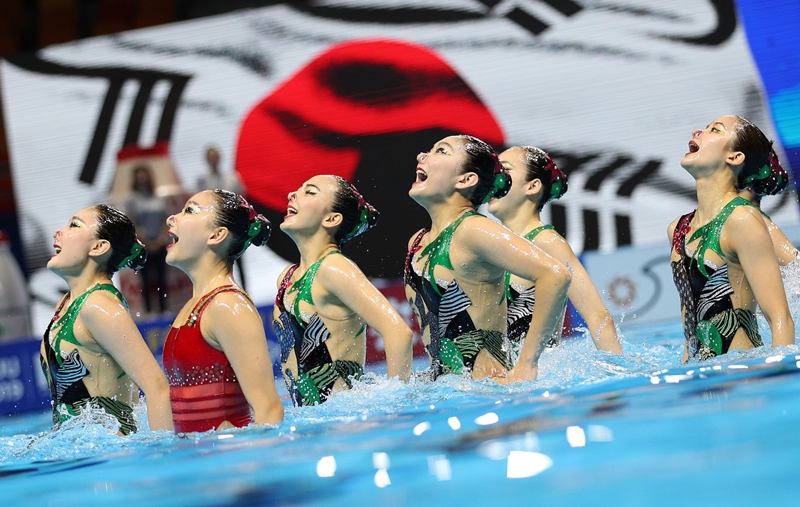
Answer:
[
  {"left": 461, "top": 219, "right": 571, "bottom": 382},
  {"left": 319, "top": 256, "right": 413, "bottom": 381},
  {"left": 203, "top": 294, "right": 284, "bottom": 424},
  {"left": 765, "top": 218, "right": 800, "bottom": 266},
  {"left": 726, "top": 210, "right": 794, "bottom": 347},
  {"left": 81, "top": 292, "right": 173, "bottom": 432},
  {"left": 535, "top": 230, "right": 621, "bottom": 353}
]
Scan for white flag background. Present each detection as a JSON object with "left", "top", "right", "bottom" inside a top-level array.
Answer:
[{"left": 2, "top": 1, "right": 797, "bottom": 330}]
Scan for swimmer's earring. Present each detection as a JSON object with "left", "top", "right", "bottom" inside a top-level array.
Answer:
[{"left": 117, "top": 239, "right": 144, "bottom": 270}]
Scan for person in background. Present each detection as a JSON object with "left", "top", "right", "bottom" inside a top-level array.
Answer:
[
  {"left": 487, "top": 146, "right": 622, "bottom": 354},
  {"left": 406, "top": 134, "right": 571, "bottom": 383},
  {"left": 163, "top": 189, "right": 283, "bottom": 432},
  {"left": 274, "top": 175, "right": 413, "bottom": 406},
  {"left": 197, "top": 146, "right": 243, "bottom": 194},
  {"left": 669, "top": 115, "right": 794, "bottom": 361},
  {"left": 124, "top": 164, "right": 170, "bottom": 315},
  {"left": 42, "top": 205, "right": 172, "bottom": 434}
]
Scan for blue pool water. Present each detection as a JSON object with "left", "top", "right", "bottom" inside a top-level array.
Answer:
[{"left": 3, "top": 320, "right": 800, "bottom": 506}]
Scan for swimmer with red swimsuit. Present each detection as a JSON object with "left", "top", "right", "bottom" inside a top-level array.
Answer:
[{"left": 163, "top": 190, "right": 283, "bottom": 432}]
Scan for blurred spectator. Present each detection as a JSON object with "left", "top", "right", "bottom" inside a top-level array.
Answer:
[
  {"left": 124, "top": 164, "right": 170, "bottom": 315},
  {"left": 196, "top": 146, "right": 242, "bottom": 194}
]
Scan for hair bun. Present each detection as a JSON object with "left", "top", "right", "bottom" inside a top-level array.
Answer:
[
  {"left": 250, "top": 214, "right": 272, "bottom": 247},
  {"left": 750, "top": 149, "right": 789, "bottom": 197},
  {"left": 119, "top": 239, "right": 148, "bottom": 272},
  {"left": 543, "top": 157, "right": 568, "bottom": 204},
  {"left": 128, "top": 247, "right": 148, "bottom": 272},
  {"left": 480, "top": 159, "right": 511, "bottom": 204},
  {"left": 366, "top": 206, "right": 381, "bottom": 229}
]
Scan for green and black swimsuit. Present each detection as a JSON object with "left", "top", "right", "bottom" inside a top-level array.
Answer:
[
  {"left": 505, "top": 225, "right": 559, "bottom": 349},
  {"left": 671, "top": 197, "right": 762, "bottom": 360},
  {"left": 405, "top": 211, "right": 513, "bottom": 378},
  {"left": 40, "top": 284, "right": 136, "bottom": 435},
  {"left": 273, "top": 251, "right": 365, "bottom": 406}
]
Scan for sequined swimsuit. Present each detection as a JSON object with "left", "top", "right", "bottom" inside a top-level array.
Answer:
[
  {"left": 162, "top": 286, "right": 252, "bottom": 432},
  {"left": 40, "top": 284, "right": 136, "bottom": 435},
  {"left": 505, "top": 225, "right": 560, "bottom": 348},
  {"left": 273, "top": 251, "right": 365, "bottom": 406},
  {"left": 671, "top": 197, "right": 762, "bottom": 359},
  {"left": 405, "top": 211, "right": 512, "bottom": 378}
]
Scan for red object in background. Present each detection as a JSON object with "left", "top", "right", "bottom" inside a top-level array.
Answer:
[
  {"left": 235, "top": 39, "right": 505, "bottom": 278},
  {"left": 236, "top": 38, "right": 504, "bottom": 211},
  {"left": 365, "top": 281, "right": 427, "bottom": 364}
]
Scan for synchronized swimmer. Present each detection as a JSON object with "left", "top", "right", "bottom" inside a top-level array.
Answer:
[{"left": 40, "top": 116, "right": 797, "bottom": 435}]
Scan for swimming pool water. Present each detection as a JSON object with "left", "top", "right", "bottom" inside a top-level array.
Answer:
[{"left": 3, "top": 319, "right": 800, "bottom": 506}]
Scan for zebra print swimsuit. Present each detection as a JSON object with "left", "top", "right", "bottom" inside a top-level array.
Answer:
[
  {"left": 505, "top": 225, "right": 559, "bottom": 350},
  {"left": 273, "top": 251, "right": 365, "bottom": 406},
  {"left": 671, "top": 197, "right": 762, "bottom": 360},
  {"left": 405, "top": 211, "right": 512, "bottom": 378},
  {"left": 40, "top": 284, "right": 136, "bottom": 434}
]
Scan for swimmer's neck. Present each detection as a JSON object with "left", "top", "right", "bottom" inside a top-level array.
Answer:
[
  {"left": 426, "top": 202, "right": 475, "bottom": 238},
  {"left": 292, "top": 231, "right": 339, "bottom": 271},
  {"left": 180, "top": 254, "right": 235, "bottom": 299},
  {"left": 62, "top": 270, "right": 112, "bottom": 300},
  {"left": 497, "top": 200, "right": 540, "bottom": 236},
  {"left": 693, "top": 175, "right": 739, "bottom": 225}
]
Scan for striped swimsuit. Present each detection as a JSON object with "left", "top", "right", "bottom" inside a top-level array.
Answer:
[
  {"left": 671, "top": 197, "right": 762, "bottom": 359},
  {"left": 273, "top": 251, "right": 365, "bottom": 406},
  {"left": 405, "top": 211, "right": 512, "bottom": 378},
  {"left": 505, "top": 225, "right": 561, "bottom": 350},
  {"left": 40, "top": 284, "right": 136, "bottom": 435}
]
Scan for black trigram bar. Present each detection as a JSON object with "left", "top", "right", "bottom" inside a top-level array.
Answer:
[
  {"left": 494, "top": 0, "right": 584, "bottom": 36},
  {"left": 5, "top": 55, "right": 191, "bottom": 185}
]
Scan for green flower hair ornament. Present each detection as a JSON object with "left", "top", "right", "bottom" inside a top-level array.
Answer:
[
  {"left": 117, "top": 239, "right": 144, "bottom": 270},
  {"left": 743, "top": 163, "right": 771, "bottom": 185},
  {"left": 550, "top": 179, "right": 563, "bottom": 202},
  {"left": 543, "top": 156, "right": 567, "bottom": 205},
  {"left": 348, "top": 205, "right": 370, "bottom": 239},
  {"left": 342, "top": 183, "right": 377, "bottom": 242},
  {"left": 240, "top": 219, "right": 262, "bottom": 254},
  {"left": 481, "top": 169, "right": 510, "bottom": 205}
]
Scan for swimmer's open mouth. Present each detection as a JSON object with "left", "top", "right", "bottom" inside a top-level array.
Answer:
[
  {"left": 286, "top": 206, "right": 297, "bottom": 216},
  {"left": 53, "top": 244, "right": 61, "bottom": 255},
  {"left": 167, "top": 232, "right": 178, "bottom": 248},
  {"left": 688, "top": 141, "right": 699, "bottom": 153},
  {"left": 415, "top": 168, "right": 427, "bottom": 182}
]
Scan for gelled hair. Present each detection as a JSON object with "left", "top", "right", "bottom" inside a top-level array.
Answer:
[
  {"left": 731, "top": 116, "right": 788, "bottom": 197},
  {"left": 516, "top": 146, "right": 569, "bottom": 212},
  {"left": 210, "top": 189, "right": 271, "bottom": 264},
  {"left": 456, "top": 135, "right": 511, "bottom": 207},
  {"left": 92, "top": 204, "right": 148, "bottom": 275},
  {"left": 329, "top": 176, "right": 380, "bottom": 245}
]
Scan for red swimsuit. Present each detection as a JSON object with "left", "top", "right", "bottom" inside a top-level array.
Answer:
[{"left": 163, "top": 285, "right": 252, "bottom": 432}]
